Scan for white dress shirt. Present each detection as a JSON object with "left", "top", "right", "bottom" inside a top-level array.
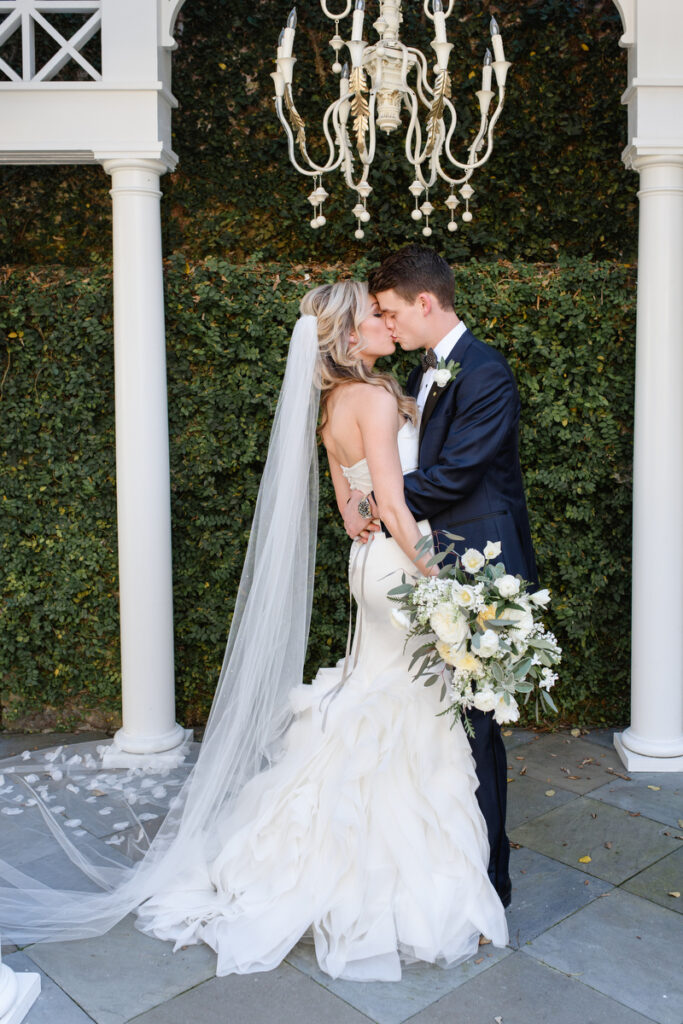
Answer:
[{"left": 416, "top": 321, "right": 468, "bottom": 414}]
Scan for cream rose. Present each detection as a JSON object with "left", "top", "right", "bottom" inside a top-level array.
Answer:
[
  {"left": 461, "top": 548, "right": 485, "bottom": 573},
  {"left": 530, "top": 588, "right": 551, "bottom": 607},
  {"left": 473, "top": 687, "right": 498, "bottom": 712},
  {"left": 430, "top": 603, "right": 468, "bottom": 647},
  {"left": 493, "top": 694, "right": 520, "bottom": 725},
  {"left": 496, "top": 574, "right": 520, "bottom": 599},
  {"left": 452, "top": 650, "right": 484, "bottom": 677},
  {"left": 433, "top": 368, "right": 452, "bottom": 388},
  {"left": 483, "top": 540, "right": 502, "bottom": 560},
  {"left": 476, "top": 628, "right": 499, "bottom": 659}
]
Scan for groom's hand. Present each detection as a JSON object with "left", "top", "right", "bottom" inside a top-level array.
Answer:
[{"left": 343, "top": 490, "right": 380, "bottom": 542}]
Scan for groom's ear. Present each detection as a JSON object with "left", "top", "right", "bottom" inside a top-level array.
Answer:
[{"left": 417, "top": 293, "right": 433, "bottom": 317}]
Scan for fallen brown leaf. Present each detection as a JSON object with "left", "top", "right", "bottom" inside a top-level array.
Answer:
[
  {"left": 628, "top": 812, "right": 641, "bottom": 817},
  {"left": 647, "top": 785, "right": 661, "bottom": 791},
  {"left": 667, "top": 891, "right": 680, "bottom": 898},
  {"left": 678, "top": 819, "right": 683, "bottom": 829},
  {"left": 578, "top": 855, "right": 592, "bottom": 863},
  {"left": 567, "top": 775, "right": 581, "bottom": 780},
  {"left": 606, "top": 767, "right": 631, "bottom": 781},
  {"left": 515, "top": 755, "right": 525, "bottom": 760},
  {"left": 479, "top": 936, "right": 492, "bottom": 946},
  {"left": 519, "top": 766, "right": 527, "bottom": 776},
  {"left": 545, "top": 789, "right": 556, "bottom": 797},
  {"left": 591, "top": 812, "right": 598, "bottom": 819},
  {"left": 604, "top": 841, "right": 612, "bottom": 849},
  {"left": 510, "top": 841, "right": 522, "bottom": 849},
  {"left": 474, "top": 957, "right": 484, "bottom": 964},
  {"left": 570, "top": 728, "right": 581, "bottom": 737}
]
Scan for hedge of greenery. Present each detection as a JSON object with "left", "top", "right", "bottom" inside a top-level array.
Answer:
[
  {"left": 0, "top": 257, "right": 634, "bottom": 729},
  {"left": 0, "top": 0, "right": 634, "bottom": 266}
]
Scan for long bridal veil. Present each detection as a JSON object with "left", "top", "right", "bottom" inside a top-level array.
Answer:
[{"left": 0, "top": 315, "right": 321, "bottom": 943}]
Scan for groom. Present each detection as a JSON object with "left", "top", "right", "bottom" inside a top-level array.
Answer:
[{"left": 343, "top": 244, "right": 537, "bottom": 908}]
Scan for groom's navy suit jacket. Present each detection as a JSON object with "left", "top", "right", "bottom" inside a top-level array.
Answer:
[{"left": 403, "top": 328, "right": 537, "bottom": 584}]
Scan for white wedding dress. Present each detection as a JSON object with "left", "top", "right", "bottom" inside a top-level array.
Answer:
[{"left": 135, "top": 421, "right": 508, "bottom": 981}]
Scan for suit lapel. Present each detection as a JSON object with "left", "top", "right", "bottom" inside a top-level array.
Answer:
[{"left": 417, "top": 332, "right": 474, "bottom": 449}]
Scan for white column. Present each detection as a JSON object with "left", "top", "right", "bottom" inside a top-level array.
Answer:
[
  {"left": 614, "top": 154, "right": 683, "bottom": 771},
  {"left": 101, "top": 158, "right": 187, "bottom": 760},
  {"left": 0, "top": 946, "right": 40, "bottom": 1024}
]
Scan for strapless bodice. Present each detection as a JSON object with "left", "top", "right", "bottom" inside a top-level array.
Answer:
[{"left": 340, "top": 421, "right": 418, "bottom": 493}]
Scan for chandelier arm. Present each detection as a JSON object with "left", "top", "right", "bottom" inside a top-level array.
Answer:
[
  {"left": 442, "top": 90, "right": 505, "bottom": 172},
  {"left": 361, "top": 93, "right": 378, "bottom": 165},
  {"left": 403, "top": 88, "right": 430, "bottom": 191},
  {"left": 405, "top": 46, "right": 434, "bottom": 104},
  {"left": 275, "top": 97, "right": 343, "bottom": 176},
  {"left": 320, "top": 0, "right": 352, "bottom": 20}
]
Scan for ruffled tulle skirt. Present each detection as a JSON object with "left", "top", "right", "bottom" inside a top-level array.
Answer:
[{"left": 136, "top": 533, "right": 508, "bottom": 981}]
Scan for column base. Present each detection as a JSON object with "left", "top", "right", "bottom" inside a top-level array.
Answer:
[
  {"left": 0, "top": 966, "right": 40, "bottom": 1024},
  {"left": 100, "top": 726, "right": 193, "bottom": 770},
  {"left": 614, "top": 732, "right": 683, "bottom": 772}
]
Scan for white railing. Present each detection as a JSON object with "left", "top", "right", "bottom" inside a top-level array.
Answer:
[{"left": 0, "top": 0, "right": 101, "bottom": 82}]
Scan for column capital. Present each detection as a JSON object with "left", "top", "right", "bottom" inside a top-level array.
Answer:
[
  {"left": 99, "top": 156, "right": 170, "bottom": 179},
  {"left": 623, "top": 145, "right": 683, "bottom": 172}
]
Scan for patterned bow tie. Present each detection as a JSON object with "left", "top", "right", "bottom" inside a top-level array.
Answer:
[{"left": 420, "top": 349, "right": 438, "bottom": 372}]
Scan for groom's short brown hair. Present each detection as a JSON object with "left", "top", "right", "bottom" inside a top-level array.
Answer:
[{"left": 368, "top": 245, "right": 455, "bottom": 310}]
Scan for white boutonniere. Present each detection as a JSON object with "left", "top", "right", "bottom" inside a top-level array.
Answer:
[{"left": 433, "top": 357, "right": 460, "bottom": 389}]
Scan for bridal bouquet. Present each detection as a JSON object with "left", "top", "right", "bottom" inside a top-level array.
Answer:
[{"left": 388, "top": 538, "right": 561, "bottom": 736}]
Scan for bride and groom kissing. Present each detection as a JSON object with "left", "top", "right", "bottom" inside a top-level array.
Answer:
[{"left": 0, "top": 243, "right": 538, "bottom": 985}]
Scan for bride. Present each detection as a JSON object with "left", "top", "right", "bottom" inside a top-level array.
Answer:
[{"left": 0, "top": 281, "right": 507, "bottom": 983}]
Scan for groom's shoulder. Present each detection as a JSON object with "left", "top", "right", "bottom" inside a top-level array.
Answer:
[{"left": 461, "top": 329, "right": 514, "bottom": 377}]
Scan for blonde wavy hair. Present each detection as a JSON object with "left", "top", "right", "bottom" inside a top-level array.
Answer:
[{"left": 299, "top": 281, "right": 417, "bottom": 434}]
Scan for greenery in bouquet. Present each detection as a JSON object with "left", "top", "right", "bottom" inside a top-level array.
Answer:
[{"left": 388, "top": 537, "right": 562, "bottom": 738}]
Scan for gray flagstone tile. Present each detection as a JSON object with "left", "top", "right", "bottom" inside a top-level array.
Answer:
[
  {"left": 127, "top": 964, "right": 373, "bottom": 1024},
  {"left": 582, "top": 727, "right": 622, "bottom": 749},
  {"left": 404, "top": 950, "right": 655, "bottom": 1024},
  {"left": 285, "top": 938, "right": 509, "bottom": 1024},
  {"left": 510, "top": 797, "right": 679, "bottom": 884},
  {"left": 587, "top": 772, "right": 683, "bottom": 828},
  {"left": 505, "top": 771, "right": 578, "bottom": 830},
  {"left": 509, "top": 733, "right": 627, "bottom": 794},
  {"left": 505, "top": 845, "right": 612, "bottom": 946},
  {"left": 499, "top": 728, "right": 537, "bottom": 751},
  {"left": 24, "top": 914, "right": 217, "bottom": 1024},
  {"left": 5, "top": 950, "right": 95, "bottom": 1024},
  {"left": 526, "top": 889, "right": 683, "bottom": 1024},
  {"left": 622, "top": 846, "right": 683, "bottom": 914}
]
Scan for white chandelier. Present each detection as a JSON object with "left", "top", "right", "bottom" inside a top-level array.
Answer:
[{"left": 272, "top": 0, "right": 511, "bottom": 238}]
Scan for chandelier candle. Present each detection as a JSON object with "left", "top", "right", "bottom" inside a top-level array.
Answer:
[{"left": 273, "top": 1, "right": 511, "bottom": 237}]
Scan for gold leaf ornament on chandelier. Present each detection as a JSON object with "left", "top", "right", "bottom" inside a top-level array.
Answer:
[{"left": 272, "top": 1, "right": 511, "bottom": 238}]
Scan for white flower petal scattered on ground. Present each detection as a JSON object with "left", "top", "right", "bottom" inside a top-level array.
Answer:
[
  {"left": 66, "top": 783, "right": 80, "bottom": 794},
  {"left": 1, "top": 807, "right": 23, "bottom": 815},
  {"left": 105, "top": 836, "right": 125, "bottom": 846},
  {"left": 52, "top": 805, "right": 65, "bottom": 814},
  {"left": 25, "top": 774, "right": 39, "bottom": 784},
  {"left": 64, "top": 818, "right": 82, "bottom": 828},
  {"left": 21, "top": 751, "right": 31, "bottom": 761},
  {"left": 98, "top": 807, "right": 113, "bottom": 816},
  {"left": 139, "top": 813, "right": 159, "bottom": 821}
]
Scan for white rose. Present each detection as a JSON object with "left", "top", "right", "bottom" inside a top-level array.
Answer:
[
  {"left": 430, "top": 603, "right": 468, "bottom": 647},
  {"left": 496, "top": 574, "right": 520, "bottom": 599},
  {"left": 476, "top": 628, "right": 499, "bottom": 659},
  {"left": 530, "top": 588, "right": 551, "bottom": 607},
  {"left": 433, "top": 368, "right": 452, "bottom": 388},
  {"left": 461, "top": 548, "right": 485, "bottom": 573},
  {"left": 493, "top": 694, "right": 520, "bottom": 725},
  {"left": 390, "top": 607, "right": 412, "bottom": 632},
  {"left": 505, "top": 605, "right": 534, "bottom": 636},
  {"left": 473, "top": 687, "right": 498, "bottom": 713},
  {"left": 483, "top": 540, "right": 502, "bottom": 560},
  {"left": 453, "top": 584, "right": 477, "bottom": 609}
]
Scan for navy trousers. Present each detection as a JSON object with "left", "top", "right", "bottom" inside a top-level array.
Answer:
[{"left": 465, "top": 706, "right": 511, "bottom": 905}]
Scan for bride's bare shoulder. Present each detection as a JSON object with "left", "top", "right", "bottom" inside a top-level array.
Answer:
[{"left": 332, "top": 382, "right": 398, "bottom": 416}]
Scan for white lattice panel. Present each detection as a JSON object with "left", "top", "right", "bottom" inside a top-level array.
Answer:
[{"left": 0, "top": 0, "right": 101, "bottom": 82}]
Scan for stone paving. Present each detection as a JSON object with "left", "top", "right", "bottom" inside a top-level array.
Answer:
[{"left": 1, "top": 727, "right": 681, "bottom": 1024}]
